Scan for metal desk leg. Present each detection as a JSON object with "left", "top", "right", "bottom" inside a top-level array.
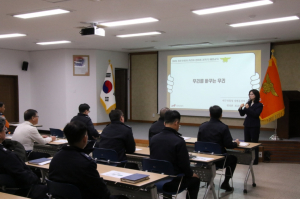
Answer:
[
  {"left": 203, "top": 164, "right": 217, "bottom": 199},
  {"left": 40, "top": 169, "right": 47, "bottom": 183},
  {"left": 244, "top": 150, "right": 256, "bottom": 193}
]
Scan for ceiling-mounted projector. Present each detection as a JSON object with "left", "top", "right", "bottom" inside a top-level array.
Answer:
[{"left": 80, "top": 27, "right": 105, "bottom": 36}]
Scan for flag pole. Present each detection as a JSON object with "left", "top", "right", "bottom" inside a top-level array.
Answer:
[{"left": 269, "top": 118, "right": 281, "bottom": 140}]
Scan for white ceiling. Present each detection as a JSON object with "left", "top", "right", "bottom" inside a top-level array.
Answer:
[{"left": 1, "top": 0, "right": 300, "bottom": 52}]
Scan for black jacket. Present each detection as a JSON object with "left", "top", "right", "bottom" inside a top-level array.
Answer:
[
  {"left": 148, "top": 117, "right": 165, "bottom": 141},
  {"left": 98, "top": 121, "right": 135, "bottom": 161},
  {"left": 49, "top": 146, "right": 110, "bottom": 199},
  {"left": 150, "top": 127, "right": 193, "bottom": 177},
  {"left": 238, "top": 102, "right": 263, "bottom": 127},
  {"left": 0, "top": 144, "right": 39, "bottom": 188},
  {"left": 2, "top": 139, "right": 27, "bottom": 162},
  {"left": 197, "top": 118, "right": 237, "bottom": 154},
  {"left": 71, "top": 113, "right": 99, "bottom": 140}
]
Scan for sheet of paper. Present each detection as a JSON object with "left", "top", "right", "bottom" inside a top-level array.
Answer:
[
  {"left": 38, "top": 160, "right": 51, "bottom": 165},
  {"left": 182, "top": 137, "right": 191, "bottom": 140},
  {"left": 239, "top": 142, "right": 250, "bottom": 146},
  {"left": 55, "top": 140, "right": 68, "bottom": 143},
  {"left": 192, "top": 157, "right": 214, "bottom": 161},
  {"left": 101, "top": 170, "right": 132, "bottom": 179},
  {"left": 135, "top": 148, "right": 142, "bottom": 151}
]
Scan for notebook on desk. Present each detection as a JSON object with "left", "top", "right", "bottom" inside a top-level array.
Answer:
[
  {"left": 120, "top": 173, "right": 149, "bottom": 184},
  {"left": 28, "top": 158, "right": 51, "bottom": 165}
]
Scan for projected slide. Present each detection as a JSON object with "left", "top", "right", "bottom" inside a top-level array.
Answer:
[{"left": 167, "top": 51, "right": 261, "bottom": 111}]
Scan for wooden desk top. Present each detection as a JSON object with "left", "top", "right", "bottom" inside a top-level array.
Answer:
[
  {"left": 0, "top": 192, "right": 29, "bottom": 199},
  {"left": 9, "top": 123, "right": 42, "bottom": 127},
  {"left": 133, "top": 146, "right": 224, "bottom": 163},
  {"left": 185, "top": 137, "right": 197, "bottom": 144},
  {"left": 97, "top": 164, "right": 167, "bottom": 187}
]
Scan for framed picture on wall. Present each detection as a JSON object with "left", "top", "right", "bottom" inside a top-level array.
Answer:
[{"left": 73, "top": 55, "right": 90, "bottom": 76}]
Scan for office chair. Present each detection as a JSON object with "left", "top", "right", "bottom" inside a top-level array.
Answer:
[
  {"left": 142, "top": 158, "right": 189, "bottom": 199},
  {"left": 195, "top": 141, "right": 233, "bottom": 198},
  {"left": 93, "top": 148, "right": 127, "bottom": 167},
  {"left": 0, "top": 174, "right": 32, "bottom": 196},
  {"left": 49, "top": 128, "right": 64, "bottom": 138},
  {"left": 46, "top": 179, "right": 82, "bottom": 199}
]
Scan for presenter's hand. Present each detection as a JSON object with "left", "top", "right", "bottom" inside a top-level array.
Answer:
[
  {"left": 239, "top": 104, "right": 244, "bottom": 109},
  {"left": 250, "top": 73, "right": 260, "bottom": 90},
  {"left": 167, "top": 74, "right": 174, "bottom": 93},
  {"left": 51, "top": 136, "right": 56, "bottom": 141},
  {"left": 235, "top": 139, "right": 240, "bottom": 145},
  {"left": 42, "top": 135, "right": 48, "bottom": 138},
  {"left": 245, "top": 104, "right": 249, "bottom": 109},
  {"left": 192, "top": 173, "right": 199, "bottom": 178}
]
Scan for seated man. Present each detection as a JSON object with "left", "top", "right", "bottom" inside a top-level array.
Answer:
[
  {"left": 150, "top": 110, "right": 200, "bottom": 199},
  {"left": 0, "top": 117, "right": 47, "bottom": 199},
  {"left": 0, "top": 102, "right": 10, "bottom": 134},
  {"left": 98, "top": 109, "right": 137, "bottom": 169},
  {"left": 71, "top": 103, "right": 99, "bottom": 141},
  {"left": 148, "top": 107, "right": 169, "bottom": 142},
  {"left": 198, "top": 105, "right": 240, "bottom": 191},
  {"left": 49, "top": 121, "right": 127, "bottom": 199},
  {"left": 12, "top": 109, "right": 56, "bottom": 159}
]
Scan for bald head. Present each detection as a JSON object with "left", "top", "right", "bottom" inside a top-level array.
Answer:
[{"left": 159, "top": 107, "right": 170, "bottom": 118}]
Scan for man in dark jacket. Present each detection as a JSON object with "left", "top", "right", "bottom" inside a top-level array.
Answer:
[
  {"left": 148, "top": 107, "right": 169, "bottom": 141},
  {"left": 71, "top": 103, "right": 99, "bottom": 141},
  {"left": 150, "top": 110, "right": 200, "bottom": 199},
  {"left": 198, "top": 105, "right": 240, "bottom": 191},
  {"left": 98, "top": 109, "right": 137, "bottom": 169},
  {"left": 49, "top": 121, "right": 127, "bottom": 199},
  {"left": 0, "top": 117, "right": 47, "bottom": 199}
]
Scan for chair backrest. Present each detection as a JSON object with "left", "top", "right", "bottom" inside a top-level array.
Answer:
[
  {"left": 194, "top": 141, "right": 223, "bottom": 154},
  {"left": 93, "top": 148, "right": 119, "bottom": 165},
  {"left": 49, "top": 128, "right": 64, "bottom": 138},
  {"left": 142, "top": 158, "right": 175, "bottom": 175},
  {"left": 46, "top": 179, "right": 82, "bottom": 199},
  {"left": 0, "top": 174, "right": 19, "bottom": 194}
]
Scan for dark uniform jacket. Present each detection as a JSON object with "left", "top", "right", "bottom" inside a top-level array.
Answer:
[
  {"left": 71, "top": 113, "right": 99, "bottom": 140},
  {"left": 148, "top": 117, "right": 165, "bottom": 141},
  {"left": 197, "top": 118, "right": 237, "bottom": 154},
  {"left": 98, "top": 121, "right": 135, "bottom": 161},
  {"left": 238, "top": 102, "right": 263, "bottom": 128},
  {"left": 49, "top": 146, "right": 110, "bottom": 199},
  {"left": 2, "top": 139, "right": 27, "bottom": 162},
  {"left": 0, "top": 144, "right": 39, "bottom": 188},
  {"left": 150, "top": 127, "right": 193, "bottom": 177}
]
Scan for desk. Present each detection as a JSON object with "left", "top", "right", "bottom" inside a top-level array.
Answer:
[
  {"left": 0, "top": 192, "right": 29, "bottom": 199},
  {"left": 32, "top": 139, "right": 68, "bottom": 157},
  {"left": 128, "top": 146, "right": 224, "bottom": 199},
  {"left": 26, "top": 161, "right": 167, "bottom": 199},
  {"left": 183, "top": 137, "right": 261, "bottom": 193}
]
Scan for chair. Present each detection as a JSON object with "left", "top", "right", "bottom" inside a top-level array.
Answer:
[
  {"left": 93, "top": 148, "right": 127, "bottom": 166},
  {"left": 46, "top": 179, "right": 82, "bottom": 199},
  {"left": 142, "top": 158, "right": 188, "bottom": 199},
  {"left": 0, "top": 174, "right": 32, "bottom": 196},
  {"left": 49, "top": 128, "right": 64, "bottom": 138},
  {"left": 194, "top": 141, "right": 233, "bottom": 198}
]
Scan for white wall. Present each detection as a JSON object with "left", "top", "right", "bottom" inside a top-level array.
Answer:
[{"left": 0, "top": 49, "right": 31, "bottom": 122}]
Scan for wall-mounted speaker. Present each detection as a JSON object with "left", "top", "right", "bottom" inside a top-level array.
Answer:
[{"left": 22, "top": 61, "right": 28, "bottom": 71}]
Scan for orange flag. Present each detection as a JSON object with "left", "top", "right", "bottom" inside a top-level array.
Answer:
[{"left": 259, "top": 50, "right": 285, "bottom": 125}]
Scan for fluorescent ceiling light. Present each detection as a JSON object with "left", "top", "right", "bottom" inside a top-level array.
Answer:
[
  {"left": 117, "top": 32, "right": 161, "bottom": 38},
  {"left": 0, "top": 33, "right": 26, "bottom": 39},
  {"left": 36, "top": 40, "right": 71, "bottom": 45},
  {"left": 193, "top": 0, "right": 273, "bottom": 15},
  {"left": 229, "top": 16, "right": 299, "bottom": 27},
  {"left": 100, "top": 17, "right": 158, "bottom": 27},
  {"left": 170, "top": 42, "right": 212, "bottom": 47},
  {"left": 13, "top": 9, "right": 70, "bottom": 19}
]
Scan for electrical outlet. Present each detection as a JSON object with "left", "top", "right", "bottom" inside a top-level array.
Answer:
[{"left": 259, "top": 152, "right": 262, "bottom": 157}]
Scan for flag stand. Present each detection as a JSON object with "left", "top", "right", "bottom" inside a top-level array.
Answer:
[{"left": 269, "top": 119, "right": 282, "bottom": 140}]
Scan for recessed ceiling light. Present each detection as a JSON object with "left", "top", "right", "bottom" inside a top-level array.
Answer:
[
  {"left": 0, "top": 33, "right": 26, "bottom": 39},
  {"left": 169, "top": 42, "right": 212, "bottom": 47},
  {"left": 36, "top": 40, "right": 71, "bottom": 45},
  {"left": 193, "top": 0, "right": 273, "bottom": 15},
  {"left": 227, "top": 38, "right": 278, "bottom": 42},
  {"left": 229, "top": 16, "right": 299, "bottom": 27},
  {"left": 116, "top": 32, "right": 161, "bottom": 38},
  {"left": 13, "top": 9, "right": 70, "bottom": 19},
  {"left": 100, "top": 17, "right": 159, "bottom": 27}
]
